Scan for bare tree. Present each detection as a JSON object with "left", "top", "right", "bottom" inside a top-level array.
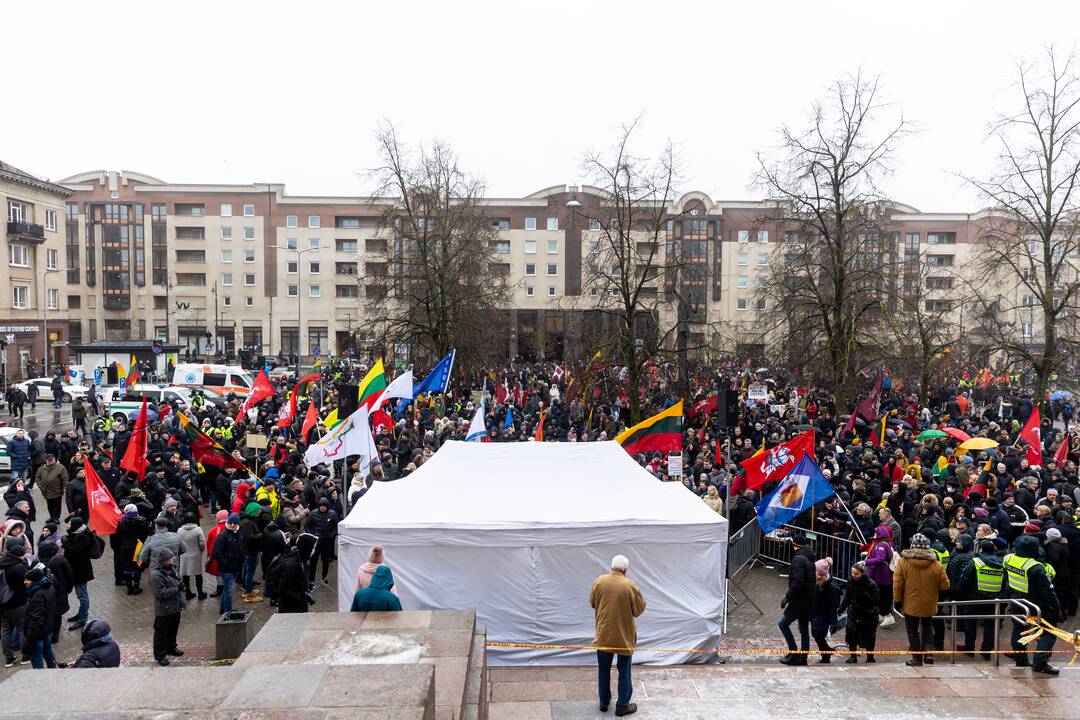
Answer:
[
  {"left": 578, "top": 119, "right": 693, "bottom": 422},
  {"left": 756, "top": 71, "right": 911, "bottom": 407},
  {"left": 365, "top": 123, "right": 513, "bottom": 367},
  {"left": 964, "top": 47, "right": 1080, "bottom": 409}
]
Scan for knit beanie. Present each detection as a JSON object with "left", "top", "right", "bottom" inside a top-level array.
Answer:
[{"left": 910, "top": 533, "right": 931, "bottom": 549}]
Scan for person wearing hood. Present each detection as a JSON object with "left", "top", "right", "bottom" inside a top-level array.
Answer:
[
  {"left": 71, "top": 619, "right": 121, "bottom": 668},
  {"left": 22, "top": 564, "right": 57, "bottom": 668},
  {"left": 231, "top": 482, "right": 252, "bottom": 515},
  {"left": 266, "top": 533, "right": 317, "bottom": 613},
  {"left": 810, "top": 557, "right": 839, "bottom": 662},
  {"left": 893, "top": 532, "right": 949, "bottom": 666},
  {"left": 304, "top": 498, "right": 339, "bottom": 588},
  {"left": 702, "top": 486, "right": 723, "bottom": 514},
  {"left": 177, "top": 512, "right": 207, "bottom": 601},
  {"left": 958, "top": 539, "right": 1005, "bottom": 658},
  {"left": 148, "top": 547, "right": 186, "bottom": 666},
  {"left": 255, "top": 480, "right": 282, "bottom": 520},
  {"left": 863, "top": 525, "right": 895, "bottom": 623},
  {"left": 115, "top": 505, "right": 150, "bottom": 595},
  {"left": 36, "top": 538, "right": 72, "bottom": 643},
  {"left": 1, "top": 536, "right": 29, "bottom": 667},
  {"left": 239, "top": 501, "right": 264, "bottom": 603},
  {"left": 156, "top": 498, "right": 182, "bottom": 533},
  {"left": 63, "top": 516, "right": 97, "bottom": 631},
  {"left": 945, "top": 533, "right": 976, "bottom": 652},
  {"left": 1004, "top": 534, "right": 1063, "bottom": 675},
  {"left": 212, "top": 513, "right": 243, "bottom": 613},
  {"left": 1042, "top": 527, "right": 1073, "bottom": 615},
  {"left": 4, "top": 477, "right": 37, "bottom": 526},
  {"left": 4, "top": 500, "right": 34, "bottom": 553},
  {"left": 261, "top": 516, "right": 290, "bottom": 579},
  {"left": 350, "top": 565, "right": 403, "bottom": 612},
  {"left": 838, "top": 561, "right": 879, "bottom": 663},
  {"left": 355, "top": 545, "right": 389, "bottom": 591},
  {"left": 281, "top": 489, "right": 309, "bottom": 537},
  {"left": 204, "top": 509, "right": 228, "bottom": 596}
]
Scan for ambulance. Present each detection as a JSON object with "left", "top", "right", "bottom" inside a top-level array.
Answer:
[{"left": 171, "top": 364, "right": 253, "bottom": 396}]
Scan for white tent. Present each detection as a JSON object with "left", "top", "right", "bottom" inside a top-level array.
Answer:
[{"left": 337, "top": 440, "right": 727, "bottom": 665}]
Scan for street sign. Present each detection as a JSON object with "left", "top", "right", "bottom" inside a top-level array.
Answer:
[
  {"left": 4, "top": 335, "right": 13, "bottom": 345},
  {"left": 204, "top": 343, "right": 213, "bottom": 353},
  {"left": 94, "top": 368, "right": 102, "bottom": 386},
  {"left": 312, "top": 345, "right": 321, "bottom": 356}
]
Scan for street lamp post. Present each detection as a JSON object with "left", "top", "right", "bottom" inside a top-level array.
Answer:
[
  {"left": 272, "top": 245, "right": 318, "bottom": 375},
  {"left": 161, "top": 276, "right": 174, "bottom": 345},
  {"left": 43, "top": 268, "right": 61, "bottom": 376}
]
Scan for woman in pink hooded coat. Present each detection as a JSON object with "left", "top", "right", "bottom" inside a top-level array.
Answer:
[{"left": 355, "top": 545, "right": 388, "bottom": 590}]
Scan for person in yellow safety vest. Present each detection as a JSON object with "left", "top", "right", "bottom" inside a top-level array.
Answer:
[
  {"left": 1003, "top": 535, "right": 1063, "bottom": 675},
  {"left": 255, "top": 481, "right": 282, "bottom": 520},
  {"left": 957, "top": 539, "right": 1004, "bottom": 659}
]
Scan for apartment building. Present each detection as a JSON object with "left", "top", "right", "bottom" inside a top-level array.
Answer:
[
  {"left": 50, "top": 169, "right": 1036, "bottom": 368},
  {"left": 1, "top": 161, "right": 72, "bottom": 380}
]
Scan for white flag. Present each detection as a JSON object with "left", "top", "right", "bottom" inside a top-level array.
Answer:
[
  {"left": 465, "top": 395, "right": 487, "bottom": 442},
  {"left": 372, "top": 370, "right": 414, "bottom": 410},
  {"left": 304, "top": 405, "right": 369, "bottom": 467}
]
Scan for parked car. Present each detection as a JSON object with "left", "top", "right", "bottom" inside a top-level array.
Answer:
[
  {"left": 101, "top": 384, "right": 228, "bottom": 422},
  {"left": 172, "top": 364, "right": 253, "bottom": 396},
  {"left": 0, "top": 427, "right": 22, "bottom": 478},
  {"left": 14, "top": 378, "right": 87, "bottom": 403}
]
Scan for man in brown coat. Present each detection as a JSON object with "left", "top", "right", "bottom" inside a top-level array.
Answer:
[
  {"left": 589, "top": 555, "right": 646, "bottom": 717},
  {"left": 893, "top": 532, "right": 950, "bottom": 666}
]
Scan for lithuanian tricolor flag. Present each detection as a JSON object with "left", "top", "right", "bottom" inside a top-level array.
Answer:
[
  {"left": 933, "top": 455, "right": 950, "bottom": 480},
  {"left": 615, "top": 401, "right": 683, "bottom": 456},
  {"left": 358, "top": 358, "right": 388, "bottom": 410},
  {"left": 178, "top": 412, "right": 248, "bottom": 473}
]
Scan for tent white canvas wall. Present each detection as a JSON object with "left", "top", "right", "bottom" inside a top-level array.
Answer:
[{"left": 337, "top": 440, "right": 727, "bottom": 665}]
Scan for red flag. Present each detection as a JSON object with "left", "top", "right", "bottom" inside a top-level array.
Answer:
[
  {"left": 688, "top": 393, "right": 718, "bottom": 419},
  {"left": 84, "top": 458, "right": 122, "bottom": 535},
  {"left": 234, "top": 369, "right": 275, "bottom": 422},
  {"left": 732, "top": 430, "right": 815, "bottom": 492},
  {"left": 534, "top": 406, "right": 544, "bottom": 442},
  {"left": 1019, "top": 407, "right": 1041, "bottom": 447},
  {"left": 1053, "top": 433, "right": 1071, "bottom": 466},
  {"left": 301, "top": 401, "right": 320, "bottom": 441},
  {"left": 119, "top": 397, "right": 148, "bottom": 482},
  {"left": 841, "top": 411, "right": 857, "bottom": 439},
  {"left": 277, "top": 390, "right": 296, "bottom": 429},
  {"left": 371, "top": 409, "right": 394, "bottom": 435},
  {"left": 495, "top": 380, "right": 508, "bottom": 405},
  {"left": 854, "top": 374, "right": 884, "bottom": 421}
]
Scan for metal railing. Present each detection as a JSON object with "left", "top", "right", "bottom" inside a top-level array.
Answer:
[
  {"left": 726, "top": 522, "right": 762, "bottom": 580},
  {"left": 758, "top": 524, "right": 865, "bottom": 585},
  {"left": 934, "top": 598, "right": 1041, "bottom": 666}
]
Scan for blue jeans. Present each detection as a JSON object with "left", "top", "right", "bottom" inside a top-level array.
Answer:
[
  {"left": 28, "top": 638, "right": 56, "bottom": 669},
  {"left": 241, "top": 555, "right": 258, "bottom": 593},
  {"left": 74, "top": 582, "right": 90, "bottom": 623},
  {"left": 778, "top": 612, "right": 810, "bottom": 651},
  {"left": 54, "top": 395, "right": 62, "bottom": 408},
  {"left": 597, "top": 651, "right": 633, "bottom": 709},
  {"left": 219, "top": 572, "right": 235, "bottom": 613},
  {"left": 11, "top": 468, "right": 27, "bottom": 483}
]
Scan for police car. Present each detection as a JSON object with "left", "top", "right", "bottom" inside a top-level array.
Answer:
[{"left": 102, "top": 384, "right": 227, "bottom": 422}]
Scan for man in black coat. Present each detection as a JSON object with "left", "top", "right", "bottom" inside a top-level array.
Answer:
[
  {"left": 72, "top": 619, "right": 121, "bottom": 668},
  {"left": 63, "top": 517, "right": 96, "bottom": 631},
  {"left": 0, "top": 538, "right": 30, "bottom": 667},
  {"left": 212, "top": 514, "right": 243, "bottom": 614},
  {"left": 22, "top": 565, "right": 58, "bottom": 668},
  {"left": 778, "top": 533, "right": 817, "bottom": 666},
  {"left": 65, "top": 472, "right": 89, "bottom": 521}
]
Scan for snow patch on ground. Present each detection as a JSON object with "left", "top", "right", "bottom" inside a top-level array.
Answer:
[{"left": 305, "top": 631, "right": 427, "bottom": 665}]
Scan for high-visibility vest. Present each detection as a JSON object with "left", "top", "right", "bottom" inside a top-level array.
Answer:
[
  {"left": 934, "top": 548, "right": 950, "bottom": 566},
  {"left": 1003, "top": 554, "right": 1039, "bottom": 593},
  {"left": 972, "top": 557, "right": 1004, "bottom": 594}
]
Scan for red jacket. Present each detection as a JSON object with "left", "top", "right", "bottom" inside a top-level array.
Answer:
[{"left": 204, "top": 522, "right": 225, "bottom": 576}]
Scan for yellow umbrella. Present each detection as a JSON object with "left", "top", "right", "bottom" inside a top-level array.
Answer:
[{"left": 958, "top": 437, "right": 999, "bottom": 451}]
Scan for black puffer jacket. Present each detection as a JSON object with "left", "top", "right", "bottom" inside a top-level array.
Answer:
[
  {"left": 839, "top": 575, "right": 880, "bottom": 624},
  {"left": 23, "top": 577, "right": 57, "bottom": 642},
  {"left": 72, "top": 620, "right": 121, "bottom": 668},
  {"left": 782, "top": 546, "right": 817, "bottom": 619}
]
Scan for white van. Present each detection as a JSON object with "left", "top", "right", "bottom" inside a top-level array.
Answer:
[{"left": 172, "top": 364, "right": 253, "bottom": 396}]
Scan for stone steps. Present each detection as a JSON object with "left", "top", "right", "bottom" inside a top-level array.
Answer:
[{"left": 461, "top": 623, "right": 488, "bottom": 720}]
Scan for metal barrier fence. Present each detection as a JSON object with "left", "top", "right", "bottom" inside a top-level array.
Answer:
[
  {"left": 758, "top": 524, "right": 865, "bottom": 585},
  {"left": 726, "top": 522, "right": 761, "bottom": 580}
]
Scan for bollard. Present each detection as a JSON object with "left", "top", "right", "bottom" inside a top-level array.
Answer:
[{"left": 216, "top": 610, "right": 253, "bottom": 660}]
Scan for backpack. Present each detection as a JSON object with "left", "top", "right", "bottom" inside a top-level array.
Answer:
[
  {"left": 0, "top": 566, "right": 13, "bottom": 606},
  {"left": 90, "top": 532, "right": 106, "bottom": 560},
  {"left": 262, "top": 554, "right": 289, "bottom": 601}
]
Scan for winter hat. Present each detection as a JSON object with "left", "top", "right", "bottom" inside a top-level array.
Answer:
[
  {"left": 973, "top": 507, "right": 989, "bottom": 519},
  {"left": 815, "top": 557, "right": 833, "bottom": 580},
  {"left": 368, "top": 545, "right": 384, "bottom": 563},
  {"left": 5, "top": 536, "right": 26, "bottom": 557},
  {"left": 790, "top": 533, "right": 808, "bottom": 547},
  {"left": 157, "top": 548, "right": 175, "bottom": 562},
  {"left": 910, "top": 533, "right": 931, "bottom": 549},
  {"left": 227, "top": 513, "right": 242, "bottom": 524},
  {"left": 67, "top": 517, "right": 85, "bottom": 531},
  {"left": 978, "top": 539, "right": 997, "bottom": 553},
  {"left": 26, "top": 564, "right": 46, "bottom": 583},
  {"left": 124, "top": 504, "right": 138, "bottom": 514},
  {"left": 37, "top": 538, "right": 59, "bottom": 562},
  {"left": 216, "top": 510, "right": 229, "bottom": 522},
  {"left": 129, "top": 487, "right": 144, "bottom": 497},
  {"left": 163, "top": 498, "right": 178, "bottom": 510},
  {"left": 1046, "top": 527, "right": 1063, "bottom": 542}
]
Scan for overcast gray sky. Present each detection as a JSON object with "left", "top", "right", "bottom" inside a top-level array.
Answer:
[{"left": 5, "top": 1, "right": 1078, "bottom": 211}]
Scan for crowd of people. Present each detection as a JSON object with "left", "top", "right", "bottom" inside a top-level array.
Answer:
[{"left": 0, "top": 356, "right": 1076, "bottom": 682}]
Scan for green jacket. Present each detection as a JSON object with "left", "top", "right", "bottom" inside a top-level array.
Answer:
[{"left": 350, "top": 565, "right": 402, "bottom": 612}]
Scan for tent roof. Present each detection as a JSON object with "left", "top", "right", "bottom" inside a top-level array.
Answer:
[{"left": 342, "top": 440, "right": 726, "bottom": 531}]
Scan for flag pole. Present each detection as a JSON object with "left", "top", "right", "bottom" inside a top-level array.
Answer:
[{"left": 833, "top": 493, "right": 867, "bottom": 545}]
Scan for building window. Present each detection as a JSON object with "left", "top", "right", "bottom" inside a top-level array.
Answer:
[
  {"left": 9, "top": 243, "right": 29, "bottom": 267},
  {"left": 926, "top": 255, "right": 954, "bottom": 267},
  {"left": 1022, "top": 322, "right": 1034, "bottom": 338},
  {"left": 525, "top": 217, "right": 537, "bottom": 231},
  {"left": 244, "top": 226, "right": 255, "bottom": 240},
  {"left": 222, "top": 273, "right": 233, "bottom": 286},
  {"left": 756, "top": 276, "right": 767, "bottom": 289},
  {"left": 547, "top": 239, "right": 558, "bottom": 254},
  {"left": 336, "top": 261, "right": 358, "bottom": 275},
  {"left": 46, "top": 248, "right": 58, "bottom": 270},
  {"left": 736, "top": 298, "right": 748, "bottom": 311},
  {"left": 243, "top": 203, "right": 255, "bottom": 217},
  {"left": 246, "top": 296, "right": 254, "bottom": 307},
  {"left": 784, "top": 232, "right": 798, "bottom": 244},
  {"left": 927, "top": 232, "right": 956, "bottom": 245},
  {"left": 547, "top": 263, "right": 557, "bottom": 276},
  {"left": 492, "top": 240, "right": 510, "bottom": 253},
  {"left": 757, "top": 253, "right": 768, "bottom": 266},
  {"left": 175, "top": 203, "right": 204, "bottom": 217},
  {"left": 309, "top": 285, "right": 321, "bottom": 298},
  {"left": 47, "top": 288, "right": 59, "bottom": 310},
  {"left": 12, "top": 285, "right": 28, "bottom": 309},
  {"left": 736, "top": 276, "right": 749, "bottom": 289},
  {"left": 287, "top": 261, "right": 298, "bottom": 274},
  {"left": 925, "top": 276, "right": 952, "bottom": 290},
  {"left": 220, "top": 203, "right": 233, "bottom": 217},
  {"left": 151, "top": 204, "right": 166, "bottom": 221},
  {"left": 737, "top": 253, "right": 748, "bottom": 266},
  {"left": 589, "top": 239, "right": 600, "bottom": 253},
  {"left": 490, "top": 218, "right": 510, "bottom": 231},
  {"left": 309, "top": 261, "right": 320, "bottom": 274},
  {"left": 222, "top": 250, "right": 233, "bottom": 263},
  {"left": 221, "top": 227, "right": 233, "bottom": 240},
  {"left": 525, "top": 263, "right": 536, "bottom": 276},
  {"left": 7, "top": 200, "right": 26, "bottom": 223},
  {"left": 757, "top": 230, "right": 769, "bottom": 243},
  {"left": 308, "top": 238, "right": 320, "bottom": 250},
  {"left": 1022, "top": 294, "right": 1036, "bottom": 307},
  {"left": 308, "top": 215, "right": 320, "bottom": 228},
  {"left": 175, "top": 273, "right": 207, "bottom": 286},
  {"left": 244, "top": 250, "right": 256, "bottom": 263},
  {"left": 755, "top": 297, "right": 767, "bottom": 311},
  {"left": 176, "top": 227, "right": 206, "bottom": 240},
  {"left": 365, "top": 238, "right": 386, "bottom": 253},
  {"left": 925, "top": 300, "right": 954, "bottom": 312},
  {"left": 223, "top": 296, "right": 232, "bottom": 307},
  {"left": 527, "top": 286, "right": 534, "bottom": 296},
  {"left": 45, "top": 209, "right": 57, "bottom": 231},
  {"left": 286, "top": 238, "right": 298, "bottom": 250},
  {"left": 336, "top": 284, "right": 359, "bottom": 298},
  {"left": 69, "top": 295, "right": 82, "bottom": 309},
  {"left": 175, "top": 249, "right": 206, "bottom": 263},
  {"left": 738, "top": 230, "right": 749, "bottom": 243},
  {"left": 244, "top": 274, "right": 256, "bottom": 286},
  {"left": 548, "top": 286, "right": 556, "bottom": 297},
  {"left": 337, "top": 239, "right": 358, "bottom": 253},
  {"left": 525, "top": 240, "right": 536, "bottom": 254},
  {"left": 546, "top": 218, "right": 558, "bottom": 231},
  {"left": 287, "top": 284, "right": 298, "bottom": 297},
  {"left": 287, "top": 215, "right": 298, "bottom": 228}
]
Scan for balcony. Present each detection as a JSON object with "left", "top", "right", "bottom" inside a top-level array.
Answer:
[{"left": 7, "top": 221, "right": 45, "bottom": 243}]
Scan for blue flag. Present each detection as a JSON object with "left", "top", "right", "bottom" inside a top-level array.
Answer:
[
  {"left": 755, "top": 454, "right": 835, "bottom": 535},
  {"left": 396, "top": 350, "right": 456, "bottom": 414},
  {"left": 504, "top": 406, "right": 513, "bottom": 429}
]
